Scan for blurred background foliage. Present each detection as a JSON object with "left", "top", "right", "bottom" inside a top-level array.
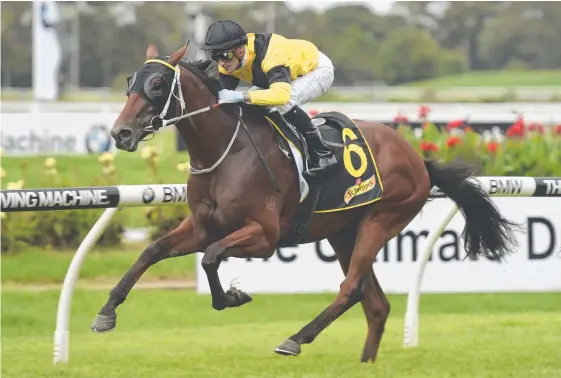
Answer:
[{"left": 2, "top": 1, "right": 561, "bottom": 88}]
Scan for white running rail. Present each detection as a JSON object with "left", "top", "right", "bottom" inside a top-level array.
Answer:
[
  {"left": 1, "top": 183, "right": 188, "bottom": 364},
  {"left": 402, "top": 176, "right": 561, "bottom": 347}
]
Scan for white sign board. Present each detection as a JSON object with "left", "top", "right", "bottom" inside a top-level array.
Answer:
[
  {"left": 196, "top": 198, "right": 561, "bottom": 294},
  {"left": 0, "top": 112, "right": 118, "bottom": 156}
]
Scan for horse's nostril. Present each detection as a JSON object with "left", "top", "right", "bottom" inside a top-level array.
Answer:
[{"left": 116, "top": 128, "right": 133, "bottom": 141}]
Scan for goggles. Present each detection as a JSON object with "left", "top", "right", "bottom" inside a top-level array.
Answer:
[{"left": 209, "top": 49, "right": 236, "bottom": 62}]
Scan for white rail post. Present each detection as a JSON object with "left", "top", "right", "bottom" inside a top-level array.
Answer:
[
  {"left": 403, "top": 202, "right": 459, "bottom": 347},
  {"left": 53, "top": 207, "right": 119, "bottom": 364}
]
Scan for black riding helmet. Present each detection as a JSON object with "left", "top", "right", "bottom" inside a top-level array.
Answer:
[{"left": 200, "top": 20, "right": 247, "bottom": 60}]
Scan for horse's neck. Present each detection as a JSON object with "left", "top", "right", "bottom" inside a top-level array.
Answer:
[{"left": 175, "top": 68, "right": 240, "bottom": 171}]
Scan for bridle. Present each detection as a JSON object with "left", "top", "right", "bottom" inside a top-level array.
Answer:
[
  {"left": 138, "top": 59, "right": 185, "bottom": 138},
  {"left": 135, "top": 58, "right": 241, "bottom": 175}
]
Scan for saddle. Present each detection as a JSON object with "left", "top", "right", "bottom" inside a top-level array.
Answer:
[{"left": 259, "top": 108, "right": 384, "bottom": 247}]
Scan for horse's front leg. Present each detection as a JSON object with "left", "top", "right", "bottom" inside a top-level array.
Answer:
[
  {"left": 91, "top": 216, "right": 208, "bottom": 333},
  {"left": 201, "top": 220, "right": 278, "bottom": 311}
]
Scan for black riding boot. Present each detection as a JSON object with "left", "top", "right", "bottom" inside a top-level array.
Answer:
[{"left": 284, "top": 106, "right": 337, "bottom": 177}]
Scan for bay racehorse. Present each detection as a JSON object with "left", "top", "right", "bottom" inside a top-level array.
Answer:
[{"left": 91, "top": 43, "right": 518, "bottom": 362}]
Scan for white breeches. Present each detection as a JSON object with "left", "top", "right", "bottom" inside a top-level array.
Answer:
[{"left": 249, "top": 51, "right": 335, "bottom": 115}]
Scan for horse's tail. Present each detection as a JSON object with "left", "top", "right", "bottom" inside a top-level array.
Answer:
[{"left": 424, "top": 159, "right": 520, "bottom": 262}]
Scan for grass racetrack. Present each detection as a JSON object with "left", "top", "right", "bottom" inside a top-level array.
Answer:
[
  {"left": 1, "top": 245, "right": 196, "bottom": 285},
  {"left": 2, "top": 288, "right": 560, "bottom": 378}
]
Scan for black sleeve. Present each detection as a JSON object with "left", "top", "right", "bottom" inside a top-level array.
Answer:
[
  {"left": 220, "top": 73, "right": 240, "bottom": 90},
  {"left": 265, "top": 65, "right": 291, "bottom": 86}
]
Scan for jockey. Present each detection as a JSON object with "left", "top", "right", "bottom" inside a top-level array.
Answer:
[{"left": 200, "top": 19, "right": 337, "bottom": 177}]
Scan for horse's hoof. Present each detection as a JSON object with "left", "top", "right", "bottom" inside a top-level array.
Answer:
[
  {"left": 212, "top": 300, "right": 227, "bottom": 311},
  {"left": 274, "top": 339, "right": 301, "bottom": 356},
  {"left": 91, "top": 313, "right": 117, "bottom": 333},
  {"left": 225, "top": 287, "right": 252, "bottom": 308}
]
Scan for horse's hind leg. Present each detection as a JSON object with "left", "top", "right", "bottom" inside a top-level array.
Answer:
[
  {"left": 274, "top": 199, "right": 424, "bottom": 361},
  {"left": 358, "top": 270, "right": 390, "bottom": 362},
  {"left": 328, "top": 226, "right": 390, "bottom": 363},
  {"left": 91, "top": 216, "right": 208, "bottom": 333}
]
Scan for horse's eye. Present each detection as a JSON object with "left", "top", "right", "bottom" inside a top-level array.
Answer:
[{"left": 151, "top": 78, "right": 162, "bottom": 90}]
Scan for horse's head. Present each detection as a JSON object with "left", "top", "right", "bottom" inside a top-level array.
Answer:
[{"left": 111, "top": 44, "right": 188, "bottom": 152}]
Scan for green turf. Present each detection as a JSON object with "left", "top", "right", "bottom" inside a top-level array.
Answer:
[
  {"left": 1, "top": 244, "right": 196, "bottom": 285},
  {"left": 406, "top": 70, "right": 561, "bottom": 87},
  {"left": 2, "top": 290, "right": 560, "bottom": 378}
]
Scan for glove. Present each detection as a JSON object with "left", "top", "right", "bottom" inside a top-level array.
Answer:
[{"left": 218, "top": 89, "right": 245, "bottom": 104}]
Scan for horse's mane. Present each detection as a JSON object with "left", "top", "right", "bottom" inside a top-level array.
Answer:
[
  {"left": 174, "top": 57, "right": 266, "bottom": 118},
  {"left": 178, "top": 59, "right": 224, "bottom": 96}
]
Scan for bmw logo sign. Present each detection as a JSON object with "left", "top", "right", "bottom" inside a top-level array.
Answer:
[
  {"left": 142, "top": 187, "right": 155, "bottom": 204},
  {"left": 85, "top": 124, "right": 113, "bottom": 154}
]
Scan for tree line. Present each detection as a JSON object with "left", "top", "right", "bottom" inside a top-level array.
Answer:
[{"left": 2, "top": 1, "right": 561, "bottom": 89}]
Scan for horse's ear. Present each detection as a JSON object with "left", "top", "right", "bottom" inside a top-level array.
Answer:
[
  {"left": 169, "top": 42, "right": 189, "bottom": 66},
  {"left": 146, "top": 44, "right": 159, "bottom": 59}
]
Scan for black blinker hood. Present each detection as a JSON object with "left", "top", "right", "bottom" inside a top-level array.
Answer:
[{"left": 127, "top": 61, "right": 178, "bottom": 120}]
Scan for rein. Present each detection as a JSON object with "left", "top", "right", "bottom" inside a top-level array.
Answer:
[
  {"left": 188, "top": 106, "right": 241, "bottom": 175},
  {"left": 141, "top": 59, "right": 280, "bottom": 191}
]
